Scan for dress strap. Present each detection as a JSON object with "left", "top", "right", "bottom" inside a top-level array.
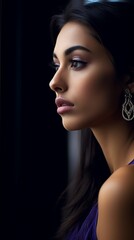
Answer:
[{"left": 128, "top": 159, "right": 134, "bottom": 165}]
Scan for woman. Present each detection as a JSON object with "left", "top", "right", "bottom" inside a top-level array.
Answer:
[{"left": 49, "top": 0, "right": 134, "bottom": 239}]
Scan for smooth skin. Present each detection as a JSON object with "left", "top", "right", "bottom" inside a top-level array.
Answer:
[{"left": 49, "top": 21, "right": 134, "bottom": 240}]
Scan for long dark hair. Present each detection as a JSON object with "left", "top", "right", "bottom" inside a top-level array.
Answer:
[{"left": 50, "top": 0, "right": 134, "bottom": 239}]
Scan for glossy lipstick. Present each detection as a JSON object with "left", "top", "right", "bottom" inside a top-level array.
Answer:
[{"left": 55, "top": 97, "right": 74, "bottom": 114}]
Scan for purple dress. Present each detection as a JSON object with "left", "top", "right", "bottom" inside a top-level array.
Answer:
[{"left": 66, "top": 159, "right": 134, "bottom": 240}]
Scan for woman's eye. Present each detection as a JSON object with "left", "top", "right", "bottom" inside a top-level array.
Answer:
[
  {"left": 70, "top": 60, "right": 87, "bottom": 70},
  {"left": 50, "top": 62, "right": 60, "bottom": 72},
  {"left": 54, "top": 63, "right": 60, "bottom": 71}
]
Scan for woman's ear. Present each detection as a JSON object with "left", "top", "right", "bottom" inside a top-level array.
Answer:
[
  {"left": 128, "top": 82, "right": 134, "bottom": 94},
  {"left": 127, "top": 66, "right": 134, "bottom": 94}
]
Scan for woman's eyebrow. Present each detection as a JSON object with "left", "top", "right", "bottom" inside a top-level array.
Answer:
[
  {"left": 64, "top": 45, "right": 92, "bottom": 55},
  {"left": 53, "top": 45, "right": 92, "bottom": 59}
]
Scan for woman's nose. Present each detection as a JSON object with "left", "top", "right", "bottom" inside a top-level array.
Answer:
[{"left": 49, "top": 71, "right": 67, "bottom": 93}]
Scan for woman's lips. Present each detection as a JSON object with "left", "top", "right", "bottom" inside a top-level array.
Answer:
[{"left": 55, "top": 97, "right": 74, "bottom": 114}]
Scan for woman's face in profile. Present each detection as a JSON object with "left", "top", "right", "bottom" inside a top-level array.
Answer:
[{"left": 49, "top": 21, "right": 124, "bottom": 131}]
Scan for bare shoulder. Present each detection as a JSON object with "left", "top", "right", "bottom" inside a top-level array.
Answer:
[
  {"left": 99, "top": 164, "right": 134, "bottom": 199},
  {"left": 97, "top": 165, "right": 134, "bottom": 240}
]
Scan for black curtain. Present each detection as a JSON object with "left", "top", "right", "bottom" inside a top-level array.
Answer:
[{"left": 2, "top": 0, "right": 68, "bottom": 239}]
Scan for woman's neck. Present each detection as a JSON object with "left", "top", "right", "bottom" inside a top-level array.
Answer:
[{"left": 91, "top": 117, "right": 134, "bottom": 172}]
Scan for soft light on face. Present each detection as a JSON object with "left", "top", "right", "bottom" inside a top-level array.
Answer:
[{"left": 49, "top": 21, "right": 123, "bottom": 131}]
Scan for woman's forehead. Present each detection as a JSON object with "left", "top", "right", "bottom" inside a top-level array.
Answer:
[{"left": 54, "top": 22, "right": 100, "bottom": 53}]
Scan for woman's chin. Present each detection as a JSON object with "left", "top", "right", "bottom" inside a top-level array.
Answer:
[{"left": 62, "top": 120, "right": 85, "bottom": 131}]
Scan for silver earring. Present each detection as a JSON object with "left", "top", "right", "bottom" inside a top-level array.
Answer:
[{"left": 122, "top": 88, "right": 134, "bottom": 121}]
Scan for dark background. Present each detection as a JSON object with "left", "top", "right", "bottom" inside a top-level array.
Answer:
[{"left": 1, "top": 0, "right": 69, "bottom": 239}]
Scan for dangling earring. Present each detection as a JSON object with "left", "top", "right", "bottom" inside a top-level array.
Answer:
[{"left": 122, "top": 88, "right": 134, "bottom": 121}]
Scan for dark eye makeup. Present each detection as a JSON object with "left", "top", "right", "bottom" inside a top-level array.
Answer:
[
  {"left": 49, "top": 61, "right": 60, "bottom": 71},
  {"left": 50, "top": 58, "right": 87, "bottom": 72},
  {"left": 70, "top": 59, "right": 87, "bottom": 70}
]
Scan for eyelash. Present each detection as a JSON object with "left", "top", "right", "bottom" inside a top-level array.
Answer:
[
  {"left": 49, "top": 62, "right": 59, "bottom": 72},
  {"left": 70, "top": 60, "right": 87, "bottom": 70},
  {"left": 50, "top": 59, "right": 87, "bottom": 72}
]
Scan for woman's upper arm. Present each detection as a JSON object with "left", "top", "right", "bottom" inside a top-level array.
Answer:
[{"left": 96, "top": 167, "right": 134, "bottom": 240}]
